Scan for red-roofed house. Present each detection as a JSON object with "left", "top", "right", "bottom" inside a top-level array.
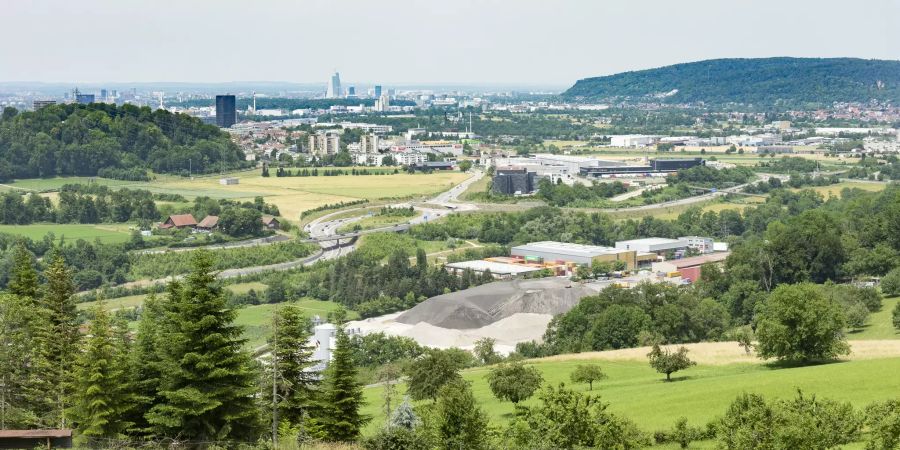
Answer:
[
  {"left": 159, "top": 214, "right": 198, "bottom": 229},
  {"left": 196, "top": 215, "right": 219, "bottom": 231},
  {"left": 261, "top": 215, "right": 281, "bottom": 230}
]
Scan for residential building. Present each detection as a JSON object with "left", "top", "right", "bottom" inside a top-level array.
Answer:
[
  {"left": 374, "top": 93, "right": 390, "bottom": 112},
  {"left": 261, "top": 215, "right": 280, "bottom": 229},
  {"left": 33, "top": 100, "right": 56, "bottom": 110},
  {"left": 308, "top": 131, "right": 341, "bottom": 157},
  {"left": 159, "top": 214, "right": 198, "bottom": 229},
  {"left": 215, "top": 95, "right": 236, "bottom": 128},
  {"left": 392, "top": 150, "right": 427, "bottom": 166},
  {"left": 359, "top": 133, "right": 379, "bottom": 153},
  {"left": 325, "top": 72, "right": 342, "bottom": 99},
  {"left": 196, "top": 215, "right": 219, "bottom": 231}
]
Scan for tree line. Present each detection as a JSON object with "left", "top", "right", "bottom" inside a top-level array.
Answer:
[{"left": 0, "top": 104, "right": 247, "bottom": 182}]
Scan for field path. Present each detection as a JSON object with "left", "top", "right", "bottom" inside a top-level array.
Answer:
[{"left": 538, "top": 340, "right": 900, "bottom": 366}]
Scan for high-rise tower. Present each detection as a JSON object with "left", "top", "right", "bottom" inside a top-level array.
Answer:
[
  {"left": 325, "top": 72, "right": 342, "bottom": 99},
  {"left": 216, "top": 95, "right": 236, "bottom": 128}
]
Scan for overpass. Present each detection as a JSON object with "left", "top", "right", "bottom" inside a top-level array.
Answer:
[{"left": 300, "top": 223, "right": 411, "bottom": 243}]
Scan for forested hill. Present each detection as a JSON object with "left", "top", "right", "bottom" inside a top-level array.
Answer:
[
  {"left": 562, "top": 57, "right": 900, "bottom": 106},
  {"left": 0, "top": 103, "right": 246, "bottom": 182}
]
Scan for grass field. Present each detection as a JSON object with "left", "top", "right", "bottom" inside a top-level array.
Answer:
[
  {"left": 0, "top": 223, "right": 141, "bottom": 243},
  {"left": 0, "top": 176, "right": 144, "bottom": 192},
  {"left": 849, "top": 296, "right": 900, "bottom": 340},
  {"left": 361, "top": 354, "right": 900, "bottom": 440},
  {"left": 797, "top": 180, "right": 888, "bottom": 198}
]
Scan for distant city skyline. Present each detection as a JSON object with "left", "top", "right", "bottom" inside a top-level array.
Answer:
[{"left": 2, "top": 0, "right": 897, "bottom": 85}]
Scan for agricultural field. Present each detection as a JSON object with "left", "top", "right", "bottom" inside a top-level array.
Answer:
[
  {"left": 797, "top": 180, "right": 888, "bottom": 198},
  {"left": 0, "top": 223, "right": 143, "bottom": 244},
  {"left": 0, "top": 176, "right": 144, "bottom": 192}
]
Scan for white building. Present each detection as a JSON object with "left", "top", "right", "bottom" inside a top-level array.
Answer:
[
  {"left": 615, "top": 237, "right": 689, "bottom": 255},
  {"left": 374, "top": 93, "right": 391, "bottom": 112},
  {"left": 678, "top": 236, "right": 714, "bottom": 254},
  {"left": 360, "top": 134, "right": 379, "bottom": 153},
  {"left": 610, "top": 135, "right": 660, "bottom": 147},
  {"left": 393, "top": 150, "right": 427, "bottom": 166}
]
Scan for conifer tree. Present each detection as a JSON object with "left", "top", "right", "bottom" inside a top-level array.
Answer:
[
  {"left": 321, "top": 328, "right": 369, "bottom": 441},
  {"left": 69, "top": 305, "right": 133, "bottom": 445},
  {"left": 7, "top": 242, "right": 38, "bottom": 300},
  {"left": 0, "top": 293, "right": 47, "bottom": 428},
  {"left": 146, "top": 252, "right": 262, "bottom": 442},
  {"left": 37, "top": 255, "right": 79, "bottom": 428},
  {"left": 269, "top": 305, "right": 319, "bottom": 432},
  {"left": 124, "top": 293, "right": 166, "bottom": 435}
]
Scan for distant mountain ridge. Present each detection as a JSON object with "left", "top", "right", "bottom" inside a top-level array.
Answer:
[{"left": 562, "top": 57, "right": 900, "bottom": 106}]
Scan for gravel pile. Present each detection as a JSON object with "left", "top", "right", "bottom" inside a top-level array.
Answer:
[{"left": 395, "top": 277, "right": 598, "bottom": 329}]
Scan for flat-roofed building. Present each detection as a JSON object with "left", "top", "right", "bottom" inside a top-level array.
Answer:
[
  {"left": 445, "top": 260, "right": 544, "bottom": 279},
  {"left": 615, "top": 237, "right": 689, "bottom": 255},
  {"left": 678, "top": 236, "right": 714, "bottom": 254},
  {"left": 511, "top": 241, "right": 655, "bottom": 270}
]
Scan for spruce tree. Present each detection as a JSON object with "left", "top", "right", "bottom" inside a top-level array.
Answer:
[
  {"left": 37, "top": 255, "right": 79, "bottom": 428},
  {"left": 269, "top": 305, "right": 319, "bottom": 431},
  {"left": 7, "top": 242, "right": 38, "bottom": 300},
  {"left": 146, "top": 252, "right": 262, "bottom": 442},
  {"left": 69, "top": 305, "right": 133, "bottom": 445},
  {"left": 0, "top": 293, "right": 47, "bottom": 428},
  {"left": 124, "top": 293, "right": 166, "bottom": 435},
  {"left": 321, "top": 328, "right": 369, "bottom": 441}
]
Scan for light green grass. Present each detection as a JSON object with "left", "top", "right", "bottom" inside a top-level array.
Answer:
[
  {"left": 226, "top": 281, "right": 269, "bottom": 295},
  {"left": 849, "top": 296, "right": 900, "bottom": 340},
  {"left": 1, "top": 176, "right": 144, "bottom": 192},
  {"left": 361, "top": 357, "right": 900, "bottom": 438},
  {"left": 234, "top": 298, "right": 358, "bottom": 349},
  {"left": 337, "top": 213, "right": 416, "bottom": 234},
  {"left": 76, "top": 294, "right": 148, "bottom": 311},
  {"left": 0, "top": 223, "right": 140, "bottom": 243}
]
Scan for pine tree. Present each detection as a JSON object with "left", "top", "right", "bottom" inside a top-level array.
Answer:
[
  {"left": 269, "top": 305, "right": 319, "bottom": 432},
  {"left": 37, "top": 255, "right": 79, "bottom": 428},
  {"left": 68, "top": 305, "right": 133, "bottom": 445},
  {"left": 7, "top": 242, "right": 38, "bottom": 301},
  {"left": 146, "top": 251, "right": 262, "bottom": 442},
  {"left": 321, "top": 328, "right": 369, "bottom": 441}
]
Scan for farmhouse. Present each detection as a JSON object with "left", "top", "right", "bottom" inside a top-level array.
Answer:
[
  {"left": 196, "top": 215, "right": 219, "bottom": 231},
  {"left": 159, "top": 214, "right": 198, "bottom": 229},
  {"left": 261, "top": 215, "right": 281, "bottom": 230}
]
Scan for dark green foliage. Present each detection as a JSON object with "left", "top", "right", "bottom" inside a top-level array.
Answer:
[
  {"left": 883, "top": 267, "right": 900, "bottom": 296},
  {"left": 349, "top": 332, "right": 424, "bottom": 368},
  {"left": 473, "top": 337, "right": 501, "bottom": 365},
  {"left": 68, "top": 305, "right": 134, "bottom": 444},
  {"left": 486, "top": 361, "right": 543, "bottom": 404},
  {"left": 269, "top": 305, "right": 319, "bottom": 431},
  {"left": 505, "top": 383, "right": 648, "bottom": 449},
  {"left": 7, "top": 242, "right": 38, "bottom": 299},
  {"left": 589, "top": 304, "right": 651, "bottom": 350},
  {"left": 864, "top": 399, "right": 900, "bottom": 450},
  {"left": 0, "top": 293, "right": 49, "bottom": 428},
  {"left": 146, "top": 251, "right": 261, "bottom": 442},
  {"left": 536, "top": 178, "right": 628, "bottom": 207},
  {"left": 320, "top": 328, "right": 369, "bottom": 442},
  {"left": 647, "top": 344, "right": 696, "bottom": 381},
  {"left": 124, "top": 294, "right": 165, "bottom": 435},
  {"left": 569, "top": 364, "right": 607, "bottom": 391},
  {"left": 716, "top": 391, "right": 862, "bottom": 449},
  {"left": 563, "top": 57, "right": 900, "bottom": 106},
  {"left": 405, "top": 349, "right": 464, "bottom": 401},
  {"left": 765, "top": 210, "right": 845, "bottom": 285},
  {"left": 434, "top": 379, "right": 489, "bottom": 450},
  {"left": 219, "top": 206, "right": 263, "bottom": 237},
  {"left": 755, "top": 283, "right": 850, "bottom": 362},
  {"left": 38, "top": 255, "right": 79, "bottom": 427},
  {"left": 0, "top": 103, "right": 245, "bottom": 182}
]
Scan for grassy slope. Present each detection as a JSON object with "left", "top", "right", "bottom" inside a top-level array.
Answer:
[
  {"left": 849, "top": 296, "right": 900, "bottom": 340},
  {"left": 234, "top": 299, "right": 358, "bottom": 349},
  {"left": 0, "top": 223, "right": 142, "bottom": 244}
]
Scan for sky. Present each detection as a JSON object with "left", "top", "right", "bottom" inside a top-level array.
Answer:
[{"left": 2, "top": 0, "right": 898, "bottom": 86}]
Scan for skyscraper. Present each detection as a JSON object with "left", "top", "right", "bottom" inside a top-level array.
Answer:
[
  {"left": 216, "top": 95, "right": 236, "bottom": 128},
  {"left": 325, "top": 72, "right": 342, "bottom": 99},
  {"left": 346, "top": 86, "right": 356, "bottom": 98},
  {"left": 374, "top": 85, "right": 382, "bottom": 98}
]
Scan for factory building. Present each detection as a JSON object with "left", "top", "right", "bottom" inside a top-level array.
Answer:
[
  {"left": 492, "top": 167, "right": 538, "bottom": 195},
  {"left": 511, "top": 241, "right": 656, "bottom": 270},
  {"left": 580, "top": 158, "right": 704, "bottom": 178},
  {"left": 615, "top": 238, "right": 690, "bottom": 256}
]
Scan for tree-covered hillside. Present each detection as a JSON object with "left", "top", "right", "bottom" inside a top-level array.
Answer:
[
  {"left": 0, "top": 103, "right": 246, "bottom": 182},
  {"left": 563, "top": 57, "right": 900, "bottom": 106}
]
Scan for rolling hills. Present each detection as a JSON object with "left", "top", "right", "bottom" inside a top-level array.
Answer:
[{"left": 563, "top": 57, "right": 900, "bottom": 106}]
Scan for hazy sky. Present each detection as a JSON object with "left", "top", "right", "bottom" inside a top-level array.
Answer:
[{"left": 2, "top": 0, "right": 898, "bottom": 86}]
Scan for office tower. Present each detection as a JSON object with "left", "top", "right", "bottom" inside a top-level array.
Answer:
[
  {"left": 374, "top": 93, "right": 391, "bottom": 112},
  {"left": 326, "top": 72, "right": 342, "bottom": 99},
  {"left": 33, "top": 100, "right": 57, "bottom": 110},
  {"left": 374, "top": 85, "right": 382, "bottom": 98},
  {"left": 76, "top": 94, "right": 95, "bottom": 104},
  {"left": 100, "top": 89, "right": 108, "bottom": 100},
  {"left": 216, "top": 95, "right": 237, "bottom": 128},
  {"left": 346, "top": 86, "right": 356, "bottom": 98}
]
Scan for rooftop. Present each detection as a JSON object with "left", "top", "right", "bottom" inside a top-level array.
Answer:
[
  {"left": 446, "top": 260, "right": 543, "bottom": 275},
  {"left": 616, "top": 237, "right": 684, "bottom": 246},
  {"left": 512, "top": 241, "right": 621, "bottom": 257},
  {"left": 666, "top": 252, "right": 731, "bottom": 268}
]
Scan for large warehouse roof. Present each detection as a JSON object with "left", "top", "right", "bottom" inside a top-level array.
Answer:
[
  {"left": 446, "top": 260, "right": 543, "bottom": 275},
  {"left": 512, "top": 241, "right": 620, "bottom": 258}
]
